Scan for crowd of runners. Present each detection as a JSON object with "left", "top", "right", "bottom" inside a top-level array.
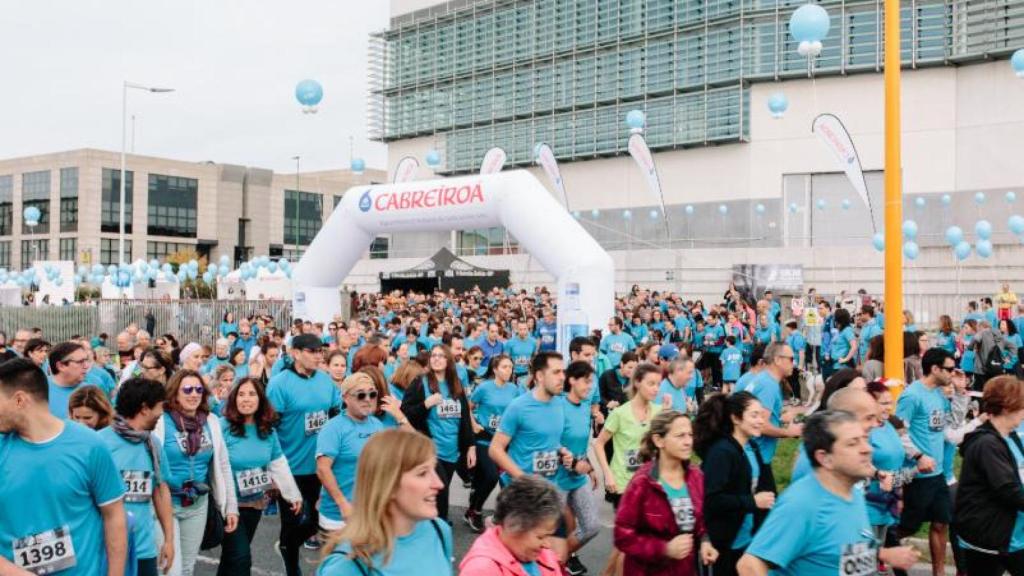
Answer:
[{"left": 3, "top": 282, "right": 1024, "bottom": 575}]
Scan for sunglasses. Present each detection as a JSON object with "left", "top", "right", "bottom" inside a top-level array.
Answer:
[
  {"left": 349, "top": 390, "right": 378, "bottom": 401},
  {"left": 181, "top": 385, "right": 205, "bottom": 395}
]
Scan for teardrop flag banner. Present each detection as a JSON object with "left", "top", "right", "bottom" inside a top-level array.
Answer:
[
  {"left": 392, "top": 156, "right": 420, "bottom": 183},
  {"left": 812, "top": 113, "right": 877, "bottom": 233},
  {"left": 534, "top": 143, "right": 570, "bottom": 210},
  {"left": 627, "top": 133, "right": 669, "bottom": 235},
  {"left": 480, "top": 147, "right": 507, "bottom": 175}
]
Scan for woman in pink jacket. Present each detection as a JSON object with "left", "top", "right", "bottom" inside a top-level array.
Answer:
[
  {"left": 459, "top": 476, "right": 563, "bottom": 576},
  {"left": 614, "top": 410, "right": 719, "bottom": 576}
]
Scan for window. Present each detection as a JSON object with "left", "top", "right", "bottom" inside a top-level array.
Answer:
[
  {"left": 102, "top": 168, "right": 133, "bottom": 234},
  {"left": 60, "top": 167, "right": 78, "bottom": 233},
  {"left": 0, "top": 176, "right": 12, "bottom": 236},
  {"left": 0, "top": 242, "right": 10, "bottom": 269},
  {"left": 21, "top": 239, "right": 49, "bottom": 269},
  {"left": 147, "top": 241, "right": 193, "bottom": 261},
  {"left": 148, "top": 174, "right": 198, "bottom": 237},
  {"left": 59, "top": 238, "right": 77, "bottom": 261},
  {"left": 369, "top": 236, "right": 389, "bottom": 259},
  {"left": 283, "top": 190, "right": 323, "bottom": 246},
  {"left": 100, "top": 238, "right": 132, "bottom": 266},
  {"left": 334, "top": 195, "right": 343, "bottom": 208},
  {"left": 22, "top": 171, "right": 50, "bottom": 234}
]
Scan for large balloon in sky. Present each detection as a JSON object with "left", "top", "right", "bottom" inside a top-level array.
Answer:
[
  {"left": 295, "top": 79, "right": 323, "bottom": 112},
  {"left": 790, "top": 4, "right": 829, "bottom": 56}
]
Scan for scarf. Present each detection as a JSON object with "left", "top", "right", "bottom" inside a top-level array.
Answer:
[
  {"left": 112, "top": 415, "right": 164, "bottom": 486},
  {"left": 169, "top": 409, "right": 209, "bottom": 457}
]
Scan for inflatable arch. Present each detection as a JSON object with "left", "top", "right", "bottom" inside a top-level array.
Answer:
[{"left": 292, "top": 170, "right": 615, "bottom": 347}]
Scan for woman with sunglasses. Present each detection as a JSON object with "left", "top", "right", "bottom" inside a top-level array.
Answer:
[
  {"left": 154, "top": 369, "right": 239, "bottom": 576},
  {"left": 359, "top": 365, "right": 406, "bottom": 428},
  {"left": 219, "top": 377, "right": 302, "bottom": 576},
  {"left": 316, "top": 373, "right": 412, "bottom": 542}
]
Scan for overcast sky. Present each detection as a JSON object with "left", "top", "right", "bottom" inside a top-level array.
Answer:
[{"left": 0, "top": 0, "right": 389, "bottom": 173}]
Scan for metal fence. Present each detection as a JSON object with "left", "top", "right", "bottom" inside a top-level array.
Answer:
[{"left": 0, "top": 301, "right": 294, "bottom": 344}]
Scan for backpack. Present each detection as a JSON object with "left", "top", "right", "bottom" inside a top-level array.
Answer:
[{"left": 982, "top": 339, "right": 1005, "bottom": 377}]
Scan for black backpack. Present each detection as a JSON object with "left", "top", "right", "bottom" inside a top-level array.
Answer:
[{"left": 982, "top": 340, "right": 1005, "bottom": 377}]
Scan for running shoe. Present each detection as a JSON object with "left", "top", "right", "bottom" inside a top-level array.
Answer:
[
  {"left": 566, "top": 554, "right": 588, "bottom": 575},
  {"left": 463, "top": 508, "right": 485, "bottom": 534},
  {"left": 303, "top": 536, "right": 320, "bottom": 550}
]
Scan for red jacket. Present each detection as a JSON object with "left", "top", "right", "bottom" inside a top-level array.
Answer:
[
  {"left": 614, "top": 460, "right": 707, "bottom": 576},
  {"left": 459, "top": 526, "right": 562, "bottom": 576}
]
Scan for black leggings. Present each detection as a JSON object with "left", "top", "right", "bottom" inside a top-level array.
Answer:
[
  {"left": 277, "top": 474, "right": 322, "bottom": 576},
  {"left": 137, "top": 558, "right": 158, "bottom": 576},
  {"left": 712, "top": 546, "right": 745, "bottom": 576},
  {"left": 963, "top": 548, "right": 1024, "bottom": 576},
  {"left": 469, "top": 442, "right": 499, "bottom": 513},
  {"left": 436, "top": 459, "right": 458, "bottom": 522},
  {"left": 218, "top": 507, "right": 263, "bottom": 576},
  {"left": 699, "top": 351, "right": 722, "bottom": 387}
]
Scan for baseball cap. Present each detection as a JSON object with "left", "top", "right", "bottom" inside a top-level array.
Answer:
[
  {"left": 291, "top": 333, "right": 323, "bottom": 351},
  {"left": 658, "top": 344, "right": 680, "bottom": 361}
]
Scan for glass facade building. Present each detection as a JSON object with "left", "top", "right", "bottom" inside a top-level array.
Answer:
[{"left": 371, "top": 0, "right": 1024, "bottom": 173}]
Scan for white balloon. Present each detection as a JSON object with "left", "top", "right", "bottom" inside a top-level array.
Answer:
[
  {"left": 797, "top": 40, "right": 812, "bottom": 57},
  {"left": 810, "top": 40, "right": 823, "bottom": 56}
]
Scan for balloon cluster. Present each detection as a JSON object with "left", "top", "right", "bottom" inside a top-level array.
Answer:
[
  {"left": 238, "top": 256, "right": 292, "bottom": 281},
  {"left": 902, "top": 220, "right": 920, "bottom": 260},
  {"left": 790, "top": 4, "right": 830, "bottom": 57}
]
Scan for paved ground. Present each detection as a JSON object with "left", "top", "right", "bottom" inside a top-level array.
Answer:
[{"left": 194, "top": 479, "right": 947, "bottom": 575}]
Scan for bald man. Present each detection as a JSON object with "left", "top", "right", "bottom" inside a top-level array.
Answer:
[{"left": 791, "top": 388, "right": 882, "bottom": 483}]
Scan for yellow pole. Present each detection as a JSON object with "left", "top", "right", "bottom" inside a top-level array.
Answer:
[{"left": 883, "top": 0, "right": 905, "bottom": 385}]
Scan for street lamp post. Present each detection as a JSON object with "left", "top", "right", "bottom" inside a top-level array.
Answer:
[
  {"left": 121, "top": 81, "right": 174, "bottom": 266},
  {"left": 292, "top": 156, "right": 300, "bottom": 259}
]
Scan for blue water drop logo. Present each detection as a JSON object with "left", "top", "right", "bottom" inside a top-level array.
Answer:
[{"left": 358, "top": 190, "right": 372, "bottom": 212}]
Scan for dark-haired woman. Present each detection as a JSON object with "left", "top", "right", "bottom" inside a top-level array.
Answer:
[
  {"left": 401, "top": 344, "right": 476, "bottom": 522},
  {"left": 694, "top": 392, "right": 776, "bottom": 576},
  {"left": 219, "top": 377, "right": 302, "bottom": 576},
  {"left": 864, "top": 379, "right": 907, "bottom": 554},
  {"left": 615, "top": 410, "right": 718, "bottom": 575},
  {"left": 827, "top": 308, "right": 857, "bottom": 375}
]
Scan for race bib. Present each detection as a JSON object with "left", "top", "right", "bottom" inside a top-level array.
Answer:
[
  {"left": 928, "top": 410, "right": 944, "bottom": 432},
  {"left": 611, "top": 343, "right": 626, "bottom": 354},
  {"left": 175, "top": 431, "right": 212, "bottom": 454},
  {"left": 533, "top": 450, "right": 559, "bottom": 476},
  {"left": 122, "top": 470, "right": 153, "bottom": 503},
  {"left": 541, "top": 334, "right": 554, "bottom": 344},
  {"left": 437, "top": 399, "right": 462, "bottom": 419},
  {"left": 625, "top": 449, "right": 641, "bottom": 472},
  {"left": 514, "top": 356, "right": 530, "bottom": 367},
  {"left": 236, "top": 467, "right": 272, "bottom": 497},
  {"left": 487, "top": 414, "right": 501, "bottom": 431},
  {"left": 305, "top": 410, "right": 328, "bottom": 435},
  {"left": 13, "top": 526, "right": 76, "bottom": 574},
  {"left": 668, "top": 497, "right": 695, "bottom": 533},
  {"left": 839, "top": 541, "right": 877, "bottom": 576}
]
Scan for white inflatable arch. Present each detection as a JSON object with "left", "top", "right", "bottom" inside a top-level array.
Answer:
[{"left": 292, "top": 170, "right": 615, "bottom": 343}]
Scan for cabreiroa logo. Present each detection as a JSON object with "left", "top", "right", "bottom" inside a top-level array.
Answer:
[{"left": 359, "top": 183, "right": 485, "bottom": 213}]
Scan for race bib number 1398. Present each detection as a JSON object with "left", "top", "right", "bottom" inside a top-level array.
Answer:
[{"left": 13, "top": 525, "right": 76, "bottom": 574}]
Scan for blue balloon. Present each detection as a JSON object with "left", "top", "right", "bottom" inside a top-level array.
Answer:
[
  {"left": 767, "top": 93, "right": 788, "bottom": 118},
  {"left": 188, "top": 259, "right": 198, "bottom": 270},
  {"left": 425, "top": 149, "right": 441, "bottom": 167},
  {"left": 755, "top": 203, "right": 766, "bottom": 214},
  {"left": 107, "top": 264, "right": 118, "bottom": 276},
  {"left": 279, "top": 258, "right": 290, "bottom": 270},
  {"left": 945, "top": 226, "right": 964, "bottom": 246},
  {"left": 976, "top": 239, "right": 994, "bottom": 258},
  {"left": 649, "top": 209, "right": 659, "bottom": 219},
  {"left": 1007, "top": 191, "right": 1018, "bottom": 203},
  {"left": 91, "top": 264, "right": 103, "bottom": 276},
  {"left": 268, "top": 261, "right": 279, "bottom": 273},
  {"left": 903, "top": 241, "right": 920, "bottom": 260},
  {"left": 219, "top": 255, "right": 230, "bottom": 266},
  {"left": 942, "top": 194, "right": 952, "bottom": 206},
  {"left": 789, "top": 4, "right": 831, "bottom": 43},
  {"left": 872, "top": 233, "right": 885, "bottom": 252},
  {"left": 217, "top": 265, "right": 228, "bottom": 277},
  {"left": 955, "top": 241, "right": 972, "bottom": 260},
  {"left": 295, "top": 79, "right": 323, "bottom": 107},
  {"left": 975, "top": 219, "right": 993, "bottom": 240},
  {"left": 841, "top": 199, "right": 851, "bottom": 210},
  {"left": 161, "top": 263, "right": 172, "bottom": 273},
  {"left": 718, "top": 204, "right": 728, "bottom": 215},
  {"left": 1010, "top": 215, "right": 1024, "bottom": 236},
  {"left": 149, "top": 259, "right": 160, "bottom": 270},
  {"left": 685, "top": 205, "right": 694, "bottom": 215},
  {"left": 625, "top": 110, "right": 646, "bottom": 130},
  {"left": 915, "top": 197, "right": 926, "bottom": 208},
  {"left": 22, "top": 206, "right": 40, "bottom": 225},
  {"left": 902, "top": 220, "right": 918, "bottom": 240},
  {"left": 816, "top": 198, "right": 826, "bottom": 210},
  {"left": 789, "top": 202, "right": 798, "bottom": 214},
  {"left": 351, "top": 158, "right": 365, "bottom": 175},
  {"left": 176, "top": 270, "right": 187, "bottom": 282},
  {"left": 1013, "top": 49, "right": 1024, "bottom": 77},
  {"left": 622, "top": 209, "right": 632, "bottom": 220},
  {"left": 975, "top": 192, "right": 986, "bottom": 205}
]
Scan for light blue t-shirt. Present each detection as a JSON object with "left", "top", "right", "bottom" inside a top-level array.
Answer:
[
  {"left": 557, "top": 395, "right": 593, "bottom": 492},
  {"left": 316, "top": 519, "right": 453, "bottom": 576},
  {"left": 497, "top": 392, "right": 565, "bottom": 481},
  {"left": 732, "top": 442, "right": 760, "bottom": 550},
  {"left": 786, "top": 332, "right": 807, "bottom": 366},
  {"left": 0, "top": 422, "right": 125, "bottom": 575},
  {"left": 790, "top": 442, "right": 812, "bottom": 484},
  {"left": 48, "top": 378, "right": 87, "bottom": 419},
  {"left": 828, "top": 326, "right": 856, "bottom": 368},
  {"left": 99, "top": 427, "right": 171, "bottom": 560},
  {"left": 658, "top": 379, "right": 689, "bottom": 412},
  {"left": 424, "top": 379, "right": 462, "bottom": 464},
  {"left": 895, "top": 380, "right": 949, "bottom": 478},
  {"left": 935, "top": 331, "right": 957, "bottom": 355},
  {"left": 316, "top": 414, "right": 387, "bottom": 522},
  {"left": 857, "top": 321, "right": 882, "bottom": 364},
  {"left": 470, "top": 380, "right": 524, "bottom": 442},
  {"left": 505, "top": 336, "right": 538, "bottom": 376},
  {"left": 867, "top": 421, "right": 907, "bottom": 527},
  {"left": 221, "top": 420, "right": 285, "bottom": 503},
  {"left": 721, "top": 346, "right": 744, "bottom": 382},
  {"left": 600, "top": 332, "right": 636, "bottom": 368},
  {"left": 745, "top": 371, "right": 783, "bottom": 462},
  {"left": 266, "top": 368, "right": 342, "bottom": 475},
  {"left": 1005, "top": 433, "right": 1024, "bottom": 552},
  {"left": 160, "top": 413, "right": 214, "bottom": 505},
  {"left": 84, "top": 366, "right": 116, "bottom": 398},
  {"left": 522, "top": 561, "right": 542, "bottom": 576},
  {"left": 746, "top": 473, "right": 876, "bottom": 576},
  {"left": 536, "top": 321, "right": 558, "bottom": 352}
]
